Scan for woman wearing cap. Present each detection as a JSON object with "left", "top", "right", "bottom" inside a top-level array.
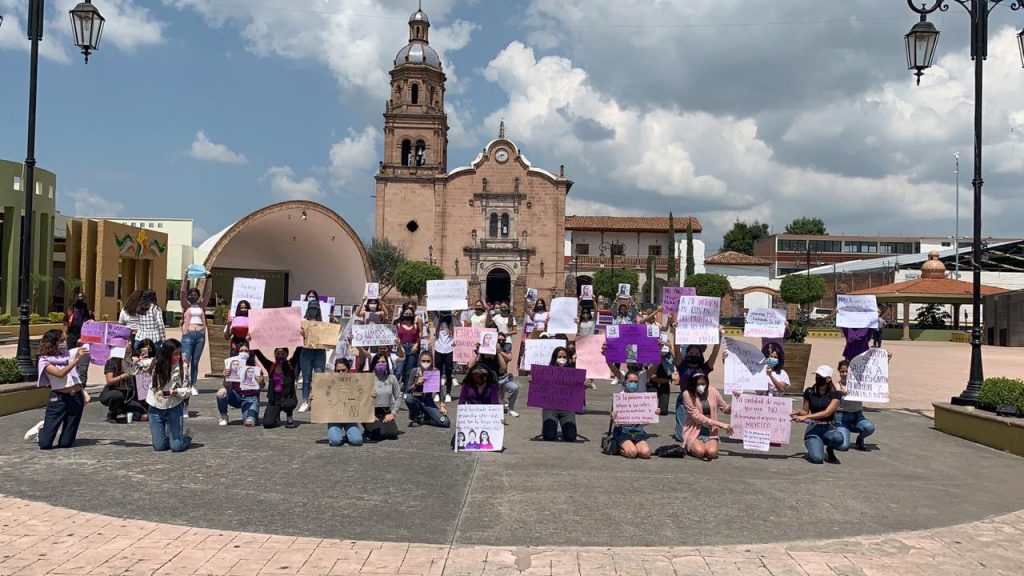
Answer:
[
  {"left": 792, "top": 365, "right": 844, "bottom": 464},
  {"left": 680, "top": 370, "right": 733, "bottom": 460},
  {"left": 610, "top": 369, "right": 658, "bottom": 459},
  {"left": 669, "top": 326, "right": 724, "bottom": 441}
]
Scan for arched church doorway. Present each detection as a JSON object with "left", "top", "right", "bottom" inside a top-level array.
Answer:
[{"left": 486, "top": 267, "right": 511, "bottom": 304}]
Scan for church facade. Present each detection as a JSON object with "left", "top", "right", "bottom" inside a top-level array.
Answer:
[{"left": 374, "top": 7, "right": 573, "bottom": 306}]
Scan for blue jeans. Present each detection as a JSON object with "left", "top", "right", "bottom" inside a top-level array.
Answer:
[
  {"left": 405, "top": 395, "right": 451, "bottom": 428},
  {"left": 327, "top": 423, "right": 364, "bottom": 447},
  {"left": 217, "top": 389, "right": 261, "bottom": 423},
  {"left": 396, "top": 343, "right": 417, "bottom": 391},
  {"left": 148, "top": 402, "right": 191, "bottom": 452},
  {"left": 299, "top": 348, "right": 326, "bottom": 400},
  {"left": 38, "top": 391, "right": 85, "bottom": 450},
  {"left": 835, "top": 411, "right": 876, "bottom": 450},
  {"left": 674, "top": 395, "right": 686, "bottom": 440},
  {"left": 181, "top": 330, "right": 206, "bottom": 386},
  {"left": 804, "top": 423, "right": 843, "bottom": 464},
  {"left": 501, "top": 376, "right": 520, "bottom": 411}
]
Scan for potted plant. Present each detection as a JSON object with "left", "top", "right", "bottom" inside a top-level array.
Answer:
[{"left": 780, "top": 275, "right": 826, "bottom": 394}]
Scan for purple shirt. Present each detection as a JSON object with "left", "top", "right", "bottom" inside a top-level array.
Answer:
[
  {"left": 841, "top": 328, "right": 872, "bottom": 361},
  {"left": 458, "top": 382, "right": 500, "bottom": 405}
]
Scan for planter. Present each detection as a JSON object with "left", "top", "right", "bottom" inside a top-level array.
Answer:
[
  {"left": 782, "top": 342, "right": 811, "bottom": 395},
  {"left": 934, "top": 402, "right": 1024, "bottom": 457},
  {"left": 206, "top": 325, "right": 231, "bottom": 378},
  {"left": 0, "top": 323, "right": 64, "bottom": 338}
]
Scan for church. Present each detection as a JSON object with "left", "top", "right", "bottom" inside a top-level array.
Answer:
[{"left": 374, "top": 7, "right": 573, "bottom": 306}]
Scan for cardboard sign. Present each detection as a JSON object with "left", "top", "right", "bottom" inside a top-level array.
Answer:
[
  {"left": 423, "top": 370, "right": 441, "bottom": 393},
  {"left": 224, "top": 356, "right": 245, "bottom": 383},
  {"left": 351, "top": 324, "right": 397, "bottom": 348},
  {"left": 743, "top": 308, "right": 787, "bottom": 338},
  {"left": 248, "top": 307, "right": 303, "bottom": 351},
  {"left": 743, "top": 428, "right": 772, "bottom": 452},
  {"left": 547, "top": 297, "right": 578, "bottom": 335},
  {"left": 519, "top": 339, "right": 567, "bottom": 371},
  {"left": 574, "top": 335, "right": 611, "bottom": 379},
  {"left": 454, "top": 327, "right": 483, "bottom": 364},
  {"left": 662, "top": 287, "right": 697, "bottom": 319},
  {"left": 310, "top": 372, "right": 376, "bottom": 424},
  {"left": 454, "top": 404, "right": 504, "bottom": 452},
  {"left": 427, "top": 279, "right": 468, "bottom": 311},
  {"left": 230, "top": 278, "right": 265, "bottom": 319},
  {"left": 303, "top": 320, "right": 341, "bottom": 349},
  {"left": 616, "top": 283, "right": 631, "bottom": 299},
  {"left": 240, "top": 366, "right": 263, "bottom": 392},
  {"left": 837, "top": 295, "right": 879, "bottom": 329},
  {"left": 613, "top": 392, "right": 659, "bottom": 425},
  {"left": 729, "top": 394, "right": 794, "bottom": 445},
  {"left": 603, "top": 324, "right": 660, "bottom": 364},
  {"left": 80, "top": 322, "right": 132, "bottom": 347},
  {"left": 723, "top": 337, "right": 770, "bottom": 394},
  {"left": 844, "top": 348, "right": 890, "bottom": 402},
  {"left": 478, "top": 329, "right": 498, "bottom": 355},
  {"left": 527, "top": 365, "right": 587, "bottom": 412},
  {"left": 580, "top": 285, "right": 594, "bottom": 300},
  {"left": 675, "top": 296, "right": 721, "bottom": 345},
  {"left": 365, "top": 283, "right": 380, "bottom": 300}
]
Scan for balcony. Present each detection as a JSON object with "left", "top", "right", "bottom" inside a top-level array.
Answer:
[{"left": 569, "top": 255, "right": 678, "bottom": 270}]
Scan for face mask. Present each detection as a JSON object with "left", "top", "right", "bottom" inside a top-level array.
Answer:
[
  {"left": 368, "top": 304, "right": 378, "bottom": 311},
  {"left": 238, "top": 309, "right": 249, "bottom": 316},
  {"left": 420, "top": 362, "right": 431, "bottom": 369},
  {"left": 625, "top": 380, "right": 639, "bottom": 393},
  {"left": 403, "top": 315, "right": 414, "bottom": 321},
  {"left": 687, "top": 356, "right": 701, "bottom": 367},
  {"left": 767, "top": 358, "right": 779, "bottom": 368},
  {"left": 375, "top": 364, "right": 388, "bottom": 375},
  {"left": 475, "top": 307, "right": 484, "bottom": 314},
  {"left": 556, "top": 358, "right": 568, "bottom": 366},
  {"left": 58, "top": 343, "right": 69, "bottom": 355},
  {"left": 696, "top": 384, "right": 707, "bottom": 395},
  {"left": 500, "top": 309, "right": 509, "bottom": 316},
  {"left": 188, "top": 296, "right": 198, "bottom": 305},
  {"left": 536, "top": 305, "right": 545, "bottom": 311},
  {"left": 274, "top": 353, "right": 287, "bottom": 361},
  {"left": 440, "top": 329, "right": 449, "bottom": 336},
  {"left": 238, "top": 353, "right": 250, "bottom": 363},
  {"left": 661, "top": 346, "right": 670, "bottom": 355}
]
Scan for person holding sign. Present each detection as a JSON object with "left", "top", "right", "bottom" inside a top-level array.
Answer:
[
  {"left": 36, "top": 330, "right": 90, "bottom": 450},
  {"left": 364, "top": 351, "right": 404, "bottom": 441},
  {"left": 612, "top": 298, "right": 637, "bottom": 325},
  {"left": 609, "top": 370, "right": 658, "bottom": 459},
  {"left": 297, "top": 289, "right": 328, "bottom": 414},
  {"left": 253, "top": 347, "right": 301, "bottom": 429},
  {"left": 490, "top": 302, "right": 516, "bottom": 335},
  {"left": 648, "top": 344, "right": 678, "bottom": 417},
  {"left": 429, "top": 319, "right": 456, "bottom": 403},
  {"left": 835, "top": 359, "right": 877, "bottom": 452},
  {"left": 791, "top": 366, "right": 844, "bottom": 464},
  {"left": 358, "top": 294, "right": 390, "bottom": 325},
  {"left": 224, "top": 300, "right": 252, "bottom": 356},
  {"left": 322, "top": 359, "right": 365, "bottom": 447},
  {"left": 405, "top": 352, "right": 450, "bottom": 428},
  {"left": 680, "top": 371, "right": 734, "bottom": 461},
  {"left": 101, "top": 348, "right": 146, "bottom": 424},
  {"left": 526, "top": 297, "right": 549, "bottom": 334},
  {"left": 144, "top": 340, "right": 193, "bottom": 453},
  {"left": 668, "top": 326, "right": 723, "bottom": 442},
  {"left": 577, "top": 307, "right": 597, "bottom": 337},
  {"left": 537, "top": 347, "right": 583, "bottom": 442},
  {"left": 216, "top": 342, "right": 263, "bottom": 427},
  {"left": 723, "top": 342, "right": 790, "bottom": 396},
  {"left": 180, "top": 274, "right": 213, "bottom": 387},
  {"left": 395, "top": 306, "right": 422, "bottom": 392}
]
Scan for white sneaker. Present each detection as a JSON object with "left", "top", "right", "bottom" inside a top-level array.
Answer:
[
  {"left": 508, "top": 410, "right": 520, "bottom": 418},
  {"left": 452, "top": 378, "right": 459, "bottom": 387},
  {"left": 298, "top": 402, "right": 310, "bottom": 413},
  {"left": 444, "top": 394, "right": 452, "bottom": 403},
  {"left": 183, "top": 411, "right": 190, "bottom": 419},
  {"left": 23, "top": 420, "right": 44, "bottom": 441},
  {"left": 218, "top": 417, "right": 228, "bottom": 426},
  {"left": 432, "top": 394, "right": 440, "bottom": 403}
]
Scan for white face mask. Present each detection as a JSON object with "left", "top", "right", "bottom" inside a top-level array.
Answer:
[
  {"left": 238, "top": 353, "right": 249, "bottom": 362},
  {"left": 420, "top": 362, "right": 431, "bottom": 369},
  {"left": 368, "top": 304, "right": 378, "bottom": 311},
  {"left": 555, "top": 358, "right": 568, "bottom": 366},
  {"left": 661, "top": 346, "right": 670, "bottom": 355},
  {"left": 696, "top": 384, "right": 707, "bottom": 395}
]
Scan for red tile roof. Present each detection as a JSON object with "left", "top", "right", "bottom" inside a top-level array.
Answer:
[
  {"left": 564, "top": 215, "right": 702, "bottom": 234},
  {"left": 705, "top": 251, "right": 771, "bottom": 266},
  {"left": 849, "top": 278, "right": 1008, "bottom": 297}
]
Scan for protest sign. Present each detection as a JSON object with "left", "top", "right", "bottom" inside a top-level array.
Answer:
[
  {"left": 647, "top": 324, "right": 660, "bottom": 339},
  {"left": 224, "top": 356, "right": 244, "bottom": 382},
  {"left": 240, "top": 366, "right": 262, "bottom": 392},
  {"left": 135, "top": 371, "right": 152, "bottom": 401},
  {"left": 302, "top": 320, "right": 341, "bottom": 349},
  {"left": 351, "top": 324, "right": 398, "bottom": 348},
  {"left": 580, "top": 285, "right": 594, "bottom": 300},
  {"left": 454, "top": 327, "right": 483, "bottom": 364},
  {"left": 743, "top": 428, "right": 772, "bottom": 452},
  {"left": 845, "top": 348, "right": 890, "bottom": 402},
  {"left": 675, "top": 296, "right": 721, "bottom": 344},
  {"left": 80, "top": 322, "right": 131, "bottom": 347},
  {"left": 613, "top": 392, "right": 659, "bottom": 425},
  {"left": 423, "top": 370, "right": 441, "bottom": 393},
  {"left": 455, "top": 404, "right": 504, "bottom": 452},
  {"left": 547, "top": 297, "right": 578, "bottom": 335},
  {"left": 729, "top": 394, "right": 794, "bottom": 445},
  {"left": 520, "top": 338, "right": 566, "bottom": 371},
  {"left": 248, "top": 307, "right": 303, "bottom": 351},
  {"left": 603, "top": 324, "right": 660, "bottom": 364},
  {"left": 527, "top": 365, "right": 586, "bottom": 412},
  {"left": 110, "top": 347, "right": 126, "bottom": 359},
  {"left": 723, "top": 337, "right": 771, "bottom": 394},
  {"left": 310, "top": 373, "right": 376, "bottom": 424},
  {"left": 478, "top": 329, "right": 498, "bottom": 355},
  {"left": 230, "top": 278, "right": 265, "bottom": 318},
  {"left": 333, "top": 320, "right": 356, "bottom": 363},
  {"left": 526, "top": 288, "right": 538, "bottom": 301},
  {"left": 662, "top": 287, "right": 697, "bottom": 320},
  {"left": 837, "top": 295, "right": 879, "bottom": 329},
  {"left": 574, "top": 335, "right": 611, "bottom": 379},
  {"left": 617, "top": 283, "right": 631, "bottom": 298},
  {"left": 427, "top": 279, "right": 468, "bottom": 311},
  {"left": 365, "top": 283, "right": 380, "bottom": 300},
  {"left": 341, "top": 305, "right": 353, "bottom": 319},
  {"left": 106, "top": 324, "right": 132, "bottom": 347},
  {"left": 744, "top": 308, "right": 787, "bottom": 338},
  {"left": 88, "top": 344, "right": 110, "bottom": 366}
]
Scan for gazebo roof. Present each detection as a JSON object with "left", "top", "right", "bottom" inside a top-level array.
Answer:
[{"left": 848, "top": 277, "right": 1008, "bottom": 304}]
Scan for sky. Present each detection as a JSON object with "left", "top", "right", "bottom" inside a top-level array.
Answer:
[{"left": 1, "top": 0, "right": 1022, "bottom": 252}]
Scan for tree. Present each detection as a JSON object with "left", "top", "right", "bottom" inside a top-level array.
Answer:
[
  {"left": 365, "top": 237, "right": 407, "bottom": 297},
  {"left": 721, "top": 220, "right": 769, "bottom": 255},
  {"left": 30, "top": 273, "right": 49, "bottom": 314},
  {"left": 392, "top": 261, "right": 444, "bottom": 302},
  {"left": 915, "top": 303, "right": 951, "bottom": 328},
  {"left": 645, "top": 254, "right": 656, "bottom": 304},
  {"left": 667, "top": 212, "right": 677, "bottom": 284},
  {"left": 685, "top": 220, "right": 695, "bottom": 278},
  {"left": 785, "top": 217, "right": 828, "bottom": 235},
  {"left": 59, "top": 277, "right": 83, "bottom": 310},
  {"left": 593, "top": 268, "right": 639, "bottom": 301},
  {"left": 166, "top": 279, "right": 182, "bottom": 304},
  {"left": 683, "top": 273, "right": 730, "bottom": 298},
  {"left": 780, "top": 275, "right": 827, "bottom": 316}
]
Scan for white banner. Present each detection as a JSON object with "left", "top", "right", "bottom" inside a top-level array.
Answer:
[
  {"left": 837, "top": 295, "right": 879, "bottom": 329},
  {"left": 520, "top": 339, "right": 567, "bottom": 371},
  {"left": 546, "top": 297, "right": 578, "bottom": 335},
  {"left": 743, "top": 308, "right": 787, "bottom": 338},
  {"left": 351, "top": 324, "right": 398, "bottom": 348},
  {"left": 845, "top": 348, "right": 890, "bottom": 403},
  {"left": 427, "top": 279, "right": 468, "bottom": 311},
  {"left": 675, "top": 296, "right": 721, "bottom": 344},
  {"left": 230, "top": 278, "right": 265, "bottom": 318},
  {"left": 455, "top": 404, "right": 504, "bottom": 452},
  {"left": 723, "top": 337, "right": 770, "bottom": 394}
]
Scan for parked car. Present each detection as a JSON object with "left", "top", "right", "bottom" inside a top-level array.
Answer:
[
  {"left": 808, "top": 307, "right": 834, "bottom": 320},
  {"left": 721, "top": 316, "right": 746, "bottom": 328}
]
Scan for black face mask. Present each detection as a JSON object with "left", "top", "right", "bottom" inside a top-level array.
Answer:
[
  {"left": 475, "top": 308, "right": 485, "bottom": 313},
  {"left": 238, "top": 309, "right": 249, "bottom": 317},
  {"left": 687, "top": 356, "right": 702, "bottom": 366},
  {"left": 403, "top": 315, "right": 414, "bottom": 322}
]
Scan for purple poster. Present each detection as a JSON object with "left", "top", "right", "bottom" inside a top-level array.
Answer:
[
  {"left": 80, "top": 322, "right": 107, "bottom": 345},
  {"left": 423, "top": 370, "right": 441, "bottom": 394},
  {"left": 662, "top": 287, "right": 697, "bottom": 318},
  {"left": 527, "top": 365, "right": 586, "bottom": 413},
  {"left": 603, "top": 324, "right": 660, "bottom": 364},
  {"left": 106, "top": 324, "right": 133, "bottom": 347},
  {"left": 89, "top": 344, "right": 111, "bottom": 366}
]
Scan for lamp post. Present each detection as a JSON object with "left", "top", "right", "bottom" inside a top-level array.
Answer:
[
  {"left": 953, "top": 152, "right": 960, "bottom": 279},
  {"left": 905, "top": 0, "right": 1024, "bottom": 406},
  {"left": 13, "top": 0, "right": 105, "bottom": 382}
]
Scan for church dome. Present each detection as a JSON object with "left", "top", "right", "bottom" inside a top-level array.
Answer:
[
  {"left": 394, "top": 42, "right": 442, "bottom": 69},
  {"left": 410, "top": 9, "right": 429, "bottom": 24},
  {"left": 920, "top": 250, "right": 947, "bottom": 279}
]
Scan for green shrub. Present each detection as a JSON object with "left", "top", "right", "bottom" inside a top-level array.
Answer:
[
  {"left": 780, "top": 275, "right": 827, "bottom": 309},
  {"left": 212, "top": 305, "right": 229, "bottom": 326},
  {"left": 786, "top": 323, "right": 809, "bottom": 344},
  {"left": 683, "top": 273, "right": 731, "bottom": 298},
  {"left": 29, "top": 314, "right": 43, "bottom": 325},
  {"left": 0, "top": 358, "right": 22, "bottom": 384},
  {"left": 48, "top": 312, "right": 64, "bottom": 324},
  {"left": 978, "top": 377, "right": 1024, "bottom": 414},
  {"left": 0, "top": 314, "right": 10, "bottom": 325}
]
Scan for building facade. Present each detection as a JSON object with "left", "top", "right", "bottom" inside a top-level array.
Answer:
[
  {"left": 754, "top": 234, "right": 923, "bottom": 277},
  {"left": 374, "top": 8, "right": 572, "bottom": 306},
  {"left": 105, "top": 218, "right": 195, "bottom": 282},
  {"left": 0, "top": 159, "right": 57, "bottom": 316}
]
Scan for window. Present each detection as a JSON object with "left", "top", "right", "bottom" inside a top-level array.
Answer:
[
  {"left": 401, "top": 139, "right": 412, "bottom": 166},
  {"left": 406, "top": 220, "right": 419, "bottom": 233},
  {"left": 610, "top": 244, "right": 625, "bottom": 257},
  {"left": 778, "top": 239, "right": 807, "bottom": 252},
  {"left": 48, "top": 185, "right": 54, "bottom": 199},
  {"left": 149, "top": 223, "right": 155, "bottom": 228},
  {"left": 500, "top": 213, "right": 510, "bottom": 238},
  {"left": 411, "top": 83, "right": 419, "bottom": 104},
  {"left": 35, "top": 182, "right": 42, "bottom": 196},
  {"left": 414, "top": 140, "right": 426, "bottom": 166},
  {"left": 482, "top": 178, "right": 488, "bottom": 192},
  {"left": 880, "top": 242, "right": 916, "bottom": 254},
  {"left": 844, "top": 241, "right": 878, "bottom": 253},
  {"left": 489, "top": 213, "right": 498, "bottom": 237},
  {"left": 514, "top": 177, "right": 520, "bottom": 193},
  {"left": 648, "top": 245, "right": 662, "bottom": 256},
  {"left": 157, "top": 223, "right": 163, "bottom": 229},
  {"left": 808, "top": 240, "right": 841, "bottom": 253},
  {"left": 575, "top": 243, "right": 590, "bottom": 255},
  {"left": 941, "top": 241, "right": 951, "bottom": 247},
  {"left": 13, "top": 176, "right": 21, "bottom": 191}
]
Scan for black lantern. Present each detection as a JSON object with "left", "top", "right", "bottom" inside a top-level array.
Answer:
[
  {"left": 69, "top": 0, "right": 105, "bottom": 63},
  {"left": 905, "top": 16, "right": 940, "bottom": 85}
]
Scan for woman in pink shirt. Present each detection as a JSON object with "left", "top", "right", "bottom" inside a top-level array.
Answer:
[{"left": 681, "top": 370, "right": 734, "bottom": 460}]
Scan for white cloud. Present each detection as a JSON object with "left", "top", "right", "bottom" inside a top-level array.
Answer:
[
  {"left": 64, "top": 188, "right": 126, "bottom": 217},
  {"left": 260, "top": 166, "right": 324, "bottom": 201},
  {"left": 189, "top": 131, "right": 248, "bottom": 164},
  {"left": 328, "top": 126, "right": 378, "bottom": 189}
]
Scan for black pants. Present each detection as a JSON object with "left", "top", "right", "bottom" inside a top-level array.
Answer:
[
  {"left": 872, "top": 329, "right": 883, "bottom": 348},
  {"left": 99, "top": 388, "right": 146, "bottom": 419},
  {"left": 434, "top": 351, "right": 454, "bottom": 395},
  {"left": 649, "top": 384, "right": 671, "bottom": 419},
  {"left": 365, "top": 407, "right": 399, "bottom": 440},
  {"left": 39, "top": 390, "right": 85, "bottom": 450},
  {"left": 263, "top": 398, "right": 298, "bottom": 429}
]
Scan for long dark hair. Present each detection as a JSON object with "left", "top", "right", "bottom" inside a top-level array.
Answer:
[
  {"left": 123, "top": 290, "right": 144, "bottom": 316},
  {"left": 548, "top": 346, "right": 571, "bottom": 367},
  {"left": 814, "top": 373, "right": 836, "bottom": 395},
  {"left": 234, "top": 299, "right": 251, "bottom": 318},
  {"left": 37, "top": 329, "right": 64, "bottom": 358},
  {"left": 136, "top": 338, "right": 157, "bottom": 359},
  {"left": 152, "top": 339, "right": 183, "bottom": 389},
  {"left": 70, "top": 296, "right": 91, "bottom": 322},
  {"left": 761, "top": 342, "right": 785, "bottom": 372},
  {"left": 370, "top": 352, "right": 391, "bottom": 375},
  {"left": 685, "top": 370, "right": 709, "bottom": 397}
]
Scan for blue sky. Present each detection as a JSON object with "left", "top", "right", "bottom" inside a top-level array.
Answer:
[{"left": 1, "top": 1, "right": 1022, "bottom": 250}]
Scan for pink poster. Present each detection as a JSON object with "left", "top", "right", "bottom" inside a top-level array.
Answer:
[
  {"left": 454, "top": 327, "right": 482, "bottom": 364},
  {"left": 248, "top": 307, "right": 303, "bottom": 351},
  {"left": 423, "top": 370, "right": 441, "bottom": 393},
  {"left": 574, "top": 335, "right": 611, "bottom": 379},
  {"left": 728, "top": 394, "right": 795, "bottom": 445}
]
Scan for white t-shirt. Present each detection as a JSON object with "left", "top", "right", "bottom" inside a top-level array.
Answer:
[
  {"left": 532, "top": 311, "right": 549, "bottom": 331},
  {"left": 578, "top": 320, "right": 596, "bottom": 336},
  {"left": 470, "top": 312, "right": 489, "bottom": 329},
  {"left": 434, "top": 329, "right": 454, "bottom": 354},
  {"left": 759, "top": 369, "right": 791, "bottom": 396},
  {"left": 492, "top": 314, "right": 514, "bottom": 334}
]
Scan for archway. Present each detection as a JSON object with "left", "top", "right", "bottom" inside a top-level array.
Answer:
[{"left": 486, "top": 267, "right": 512, "bottom": 304}]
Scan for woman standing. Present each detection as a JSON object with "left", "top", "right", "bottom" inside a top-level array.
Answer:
[
  {"left": 144, "top": 339, "right": 193, "bottom": 452},
  {"left": 405, "top": 352, "right": 450, "bottom": 428},
  {"left": 365, "top": 350, "right": 404, "bottom": 441},
  {"left": 180, "top": 274, "right": 213, "bottom": 387},
  {"left": 297, "top": 289, "right": 327, "bottom": 413},
  {"left": 610, "top": 370, "right": 656, "bottom": 459},
  {"left": 119, "top": 290, "right": 144, "bottom": 347},
  {"left": 224, "top": 300, "right": 251, "bottom": 356},
  {"left": 430, "top": 318, "right": 456, "bottom": 403},
  {"left": 395, "top": 306, "right": 421, "bottom": 392},
  {"left": 791, "top": 365, "right": 844, "bottom": 464},
  {"left": 648, "top": 344, "right": 677, "bottom": 417},
  {"left": 680, "top": 370, "right": 733, "bottom": 461},
  {"left": 216, "top": 342, "right": 262, "bottom": 427},
  {"left": 254, "top": 347, "right": 300, "bottom": 429},
  {"left": 36, "top": 329, "right": 89, "bottom": 450},
  {"left": 136, "top": 290, "right": 167, "bottom": 352}
]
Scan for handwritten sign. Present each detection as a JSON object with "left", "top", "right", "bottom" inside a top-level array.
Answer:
[
  {"left": 527, "top": 365, "right": 586, "bottom": 412},
  {"left": 662, "top": 287, "right": 696, "bottom": 320},
  {"left": 310, "top": 373, "right": 376, "bottom": 424},
  {"left": 743, "top": 308, "right": 787, "bottom": 338},
  {"left": 837, "top": 295, "right": 879, "bottom": 329},
  {"left": 547, "top": 297, "right": 578, "bottom": 335},
  {"left": 845, "top": 348, "right": 890, "bottom": 402},
  {"left": 520, "top": 339, "right": 566, "bottom": 371},
  {"left": 230, "top": 277, "right": 265, "bottom": 318},
  {"left": 477, "top": 329, "right": 498, "bottom": 355},
  {"left": 675, "top": 296, "right": 721, "bottom": 345},
  {"left": 723, "top": 337, "right": 770, "bottom": 394},
  {"left": 454, "top": 404, "right": 504, "bottom": 452},
  {"left": 604, "top": 324, "right": 660, "bottom": 364},
  {"left": 454, "top": 327, "right": 483, "bottom": 364},
  {"left": 351, "top": 324, "right": 397, "bottom": 348},
  {"left": 613, "top": 392, "right": 659, "bottom": 425},
  {"left": 616, "top": 283, "right": 631, "bottom": 299},
  {"left": 88, "top": 344, "right": 111, "bottom": 366},
  {"left": 365, "top": 283, "right": 380, "bottom": 300},
  {"left": 80, "top": 322, "right": 132, "bottom": 347},
  {"left": 743, "top": 428, "right": 772, "bottom": 452},
  {"left": 729, "top": 394, "right": 794, "bottom": 445},
  {"left": 224, "top": 356, "right": 245, "bottom": 382},
  {"left": 248, "top": 307, "right": 303, "bottom": 351},
  {"left": 580, "top": 285, "right": 594, "bottom": 300},
  {"left": 341, "top": 305, "right": 354, "bottom": 319},
  {"left": 423, "top": 370, "right": 441, "bottom": 393},
  {"left": 427, "top": 279, "right": 468, "bottom": 311},
  {"left": 574, "top": 335, "right": 611, "bottom": 379},
  {"left": 303, "top": 320, "right": 341, "bottom": 349}
]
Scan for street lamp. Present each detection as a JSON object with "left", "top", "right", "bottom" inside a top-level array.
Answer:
[
  {"left": 14, "top": 0, "right": 105, "bottom": 382},
  {"left": 904, "top": 0, "right": 1023, "bottom": 407}
]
